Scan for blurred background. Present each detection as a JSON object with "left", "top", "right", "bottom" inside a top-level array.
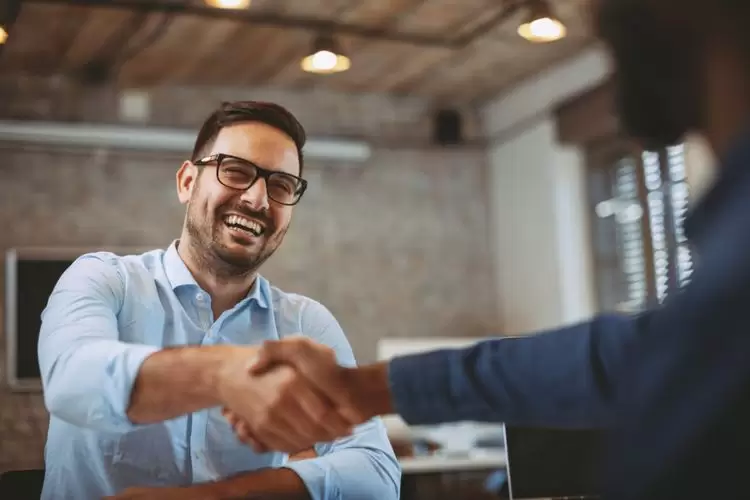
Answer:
[{"left": 0, "top": 0, "right": 717, "bottom": 497}]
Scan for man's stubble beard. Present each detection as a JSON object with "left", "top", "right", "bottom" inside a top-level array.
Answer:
[{"left": 184, "top": 197, "right": 288, "bottom": 280}]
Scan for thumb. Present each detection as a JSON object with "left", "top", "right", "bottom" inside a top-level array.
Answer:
[{"left": 247, "top": 341, "right": 290, "bottom": 375}]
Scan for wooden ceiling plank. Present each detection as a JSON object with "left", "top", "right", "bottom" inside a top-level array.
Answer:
[
  {"left": 367, "top": 46, "right": 453, "bottom": 93},
  {"left": 0, "top": 4, "right": 90, "bottom": 75},
  {"left": 339, "top": 0, "right": 430, "bottom": 25},
  {"left": 118, "top": 15, "right": 204, "bottom": 87},
  {"left": 187, "top": 25, "right": 276, "bottom": 85},
  {"left": 162, "top": 18, "right": 246, "bottom": 85},
  {"left": 60, "top": 8, "right": 137, "bottom": 72},
  {"left": 394, "top": 0, "right": 490, "bottom": 35},
  {"left": 273, "top": 0, "right": 357, "bottom": 18},
  {"left": 242, "top": 30, "right": 310, "bottom": 86}
]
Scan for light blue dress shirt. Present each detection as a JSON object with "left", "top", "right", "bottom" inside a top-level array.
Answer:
[{"left": 37, "top": 241, "right": 400, "bottom": 500}]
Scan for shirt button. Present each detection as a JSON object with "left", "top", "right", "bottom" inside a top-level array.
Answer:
[{"left": 196, "top": 293, "right": 205, "bottom": 302}]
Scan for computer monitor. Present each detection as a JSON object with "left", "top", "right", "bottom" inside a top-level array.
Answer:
[{"left": 502, "top": 425, "right": 606, "bottom": 500}]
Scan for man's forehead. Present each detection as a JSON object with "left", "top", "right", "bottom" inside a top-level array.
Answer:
[{"left": 211, "top": 124, "right": 300, "bottom": 175}]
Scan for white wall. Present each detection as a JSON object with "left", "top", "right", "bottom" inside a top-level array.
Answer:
[
  {"left": 488, "top": 118, "right": 595, "bottom": 334},
  {"left": 483, "top": 46, "right": 718, "bottom": 336},
  {"left": 483, "top": 47, "right": 609, "bottom": 335}
]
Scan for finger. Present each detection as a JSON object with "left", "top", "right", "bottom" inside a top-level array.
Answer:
[
  {"left": 293, "top": 386, "right": 354, "bottom": 441},
  {"left": 234, "top": 421, "right": 268, "bottom": 452},
  {"left": 253, "top": 414, "right": 312, "bottom": 454},
  {"left": 248, "top": 341, "right": 291, "bottom": 375},
  {"left": 222, "top": 409, "right": 240, "bottom": 428}
]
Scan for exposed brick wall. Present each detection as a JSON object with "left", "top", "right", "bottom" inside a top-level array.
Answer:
[{"left": 0, "top": 78, "right": 498, "bottom": 473}]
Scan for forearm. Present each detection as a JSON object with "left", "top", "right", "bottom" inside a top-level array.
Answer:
[
  {"left": 196, "top": 467, "right": 310, "bottom": 500},
  {"left": 127, "top": 345, "right": 258, "bottom": 424},
  {"left": 387, "top": 314, "right": 642, "bottom": 428}
]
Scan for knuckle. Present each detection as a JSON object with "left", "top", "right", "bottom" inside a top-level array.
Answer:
[
  {"left": 308, "top": 402, "right": 327, "bottom": 422},
  {"left": 253, "top": 414, "right": 271, "bottom": 432}
]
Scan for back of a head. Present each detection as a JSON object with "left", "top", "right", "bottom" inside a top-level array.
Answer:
[{"left": 594, "top": 0, "right": 750, "bottom": 150}]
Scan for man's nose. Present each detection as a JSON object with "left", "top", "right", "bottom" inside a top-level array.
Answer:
[{"left": 239, "top": 177, "right": 270, "bottom": 212}]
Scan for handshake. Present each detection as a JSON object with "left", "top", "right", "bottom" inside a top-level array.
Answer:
[{"left": 215, "top": 337, "right": 392, "bottom": 454}]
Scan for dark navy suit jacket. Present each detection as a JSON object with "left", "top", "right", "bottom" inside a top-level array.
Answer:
[{"left": 388, "top": 129, "right": 750, "bottom": 499}]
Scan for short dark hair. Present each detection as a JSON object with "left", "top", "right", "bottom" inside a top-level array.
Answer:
[{"left": 191, "top": 101, "right": 307, "bottom": 176}]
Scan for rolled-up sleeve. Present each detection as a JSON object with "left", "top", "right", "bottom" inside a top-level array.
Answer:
[
  {"left": 38, "top": 253, "right": 158, "bottom": 433},
  {"left": 283, "top": 300, "right": 401, "bottom": 500}
]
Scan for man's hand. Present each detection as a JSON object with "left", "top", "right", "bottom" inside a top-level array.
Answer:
[
  {"left": 250, "top": 338, "right": 364, "bottom": 422},
  {"left": 249, "top": 338, "right": 394, "bottom": 426},
  {"left": 216, "top": 348, "right": 355, "bottom": 454}
]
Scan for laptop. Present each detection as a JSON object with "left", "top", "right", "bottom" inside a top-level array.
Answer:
[{"left": 502, "top": 425, "right": 606, "bottom": 499}]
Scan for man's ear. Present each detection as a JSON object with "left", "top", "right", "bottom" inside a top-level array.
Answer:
[{"left": 177, "top": 161, "right": 199, "bottom": 205}]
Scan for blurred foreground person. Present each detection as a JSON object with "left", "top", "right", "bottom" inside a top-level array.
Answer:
[{"left": 232, "top": 1, "right": 750, "bottom": 498}]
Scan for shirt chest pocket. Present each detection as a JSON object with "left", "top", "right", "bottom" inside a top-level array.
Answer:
[{"left": 110, "top": 423, "right": 186, "bottom": 487}]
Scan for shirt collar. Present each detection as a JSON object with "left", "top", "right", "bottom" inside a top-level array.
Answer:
[
  {"left": 164, "top": 240, "right": 198, "bottom": 290},
  {"left": 684, "top": 125, "right": 750, "bottom": 245},
  {"left": 163, "top": 240, "right": 270, "bottom": 309}
]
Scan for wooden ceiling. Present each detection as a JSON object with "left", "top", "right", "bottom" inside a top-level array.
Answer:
[{"left": 0, "top": 0, "right": 595, "bottom": 104}]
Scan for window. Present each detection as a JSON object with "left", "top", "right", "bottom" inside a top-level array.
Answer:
[{"left": 586, "top": 141, "right": 692, "bottom": 313}]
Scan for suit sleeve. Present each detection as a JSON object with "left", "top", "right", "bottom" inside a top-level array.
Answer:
[{"left": 387, "top": 313, "right": 649, "bottom": 428}]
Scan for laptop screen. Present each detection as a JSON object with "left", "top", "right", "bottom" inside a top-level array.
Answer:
[{"left": 502, "top": 425, "right": 607, "bottom": 499}]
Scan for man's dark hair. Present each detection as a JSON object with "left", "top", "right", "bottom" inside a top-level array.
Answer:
[{"left": 191, "top": 101, "right": 307, "bottom": 176}]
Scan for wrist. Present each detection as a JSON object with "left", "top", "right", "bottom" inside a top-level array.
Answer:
[
  {"left": 208, "top": 345, "right": 258, "bottom": 407},
  {"left": 346, "top": 362, "right": 394, "bottom": 420}
]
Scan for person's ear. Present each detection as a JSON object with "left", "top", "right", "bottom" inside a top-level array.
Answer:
[{"left": 177, "top": 161, "right": 199, "bottom": 205}]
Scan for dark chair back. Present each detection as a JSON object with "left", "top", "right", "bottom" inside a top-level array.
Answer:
[{"left": 0, "top": 469, "right": 45, "bottom": 500}]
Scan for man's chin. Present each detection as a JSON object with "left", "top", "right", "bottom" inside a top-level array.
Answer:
[{"left": 214, "top": 246, "right": 262, "bottom": 272}]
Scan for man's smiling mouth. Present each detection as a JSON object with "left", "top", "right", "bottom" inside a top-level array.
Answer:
[{"left": 224, "top": 214, "right": 265, "bottom": 237}]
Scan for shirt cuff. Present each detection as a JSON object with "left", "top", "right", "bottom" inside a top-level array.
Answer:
[
  {"left": 283, "top": 459, "right": 341, "bottom": 500},
  {"left": 106, "top": 344, "right": 161, "bottom": 431}
]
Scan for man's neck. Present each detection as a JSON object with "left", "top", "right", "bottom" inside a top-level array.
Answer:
[{"left": 176, "top": 237, "right": 257, "bottom": 314}]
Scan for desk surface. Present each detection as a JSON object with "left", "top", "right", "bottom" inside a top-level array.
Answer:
[{"left": 399, "top": 450, "right": 506, "bottom": 474}]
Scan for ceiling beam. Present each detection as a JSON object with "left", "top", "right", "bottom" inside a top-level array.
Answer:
[
  {"left": 25, "top": 0, "right": 463, "bottom": 48},
  {"left": 25, "top": 0, "right": 526, "bottom": 49}
]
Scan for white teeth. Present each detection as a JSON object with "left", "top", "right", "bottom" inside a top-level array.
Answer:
[{"left": 225, "top": 215, "right": 263, "bottom": 235}]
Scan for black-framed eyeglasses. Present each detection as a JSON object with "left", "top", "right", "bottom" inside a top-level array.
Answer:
[{"left": 193, "top": 153, "right": 308, "bottom": 206}]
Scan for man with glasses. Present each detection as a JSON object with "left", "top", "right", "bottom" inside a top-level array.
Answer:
[{"left": 37, "top": 101, "right": 400, "bottom": 500}]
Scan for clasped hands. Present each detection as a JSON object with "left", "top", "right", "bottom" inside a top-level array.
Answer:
[{"left": 217, "top": 337, "right": 370, "bottom": 454}]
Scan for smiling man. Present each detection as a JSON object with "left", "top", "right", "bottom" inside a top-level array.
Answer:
[{"left": 37, "top": 101, "right": 400, "bottom": 500}]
